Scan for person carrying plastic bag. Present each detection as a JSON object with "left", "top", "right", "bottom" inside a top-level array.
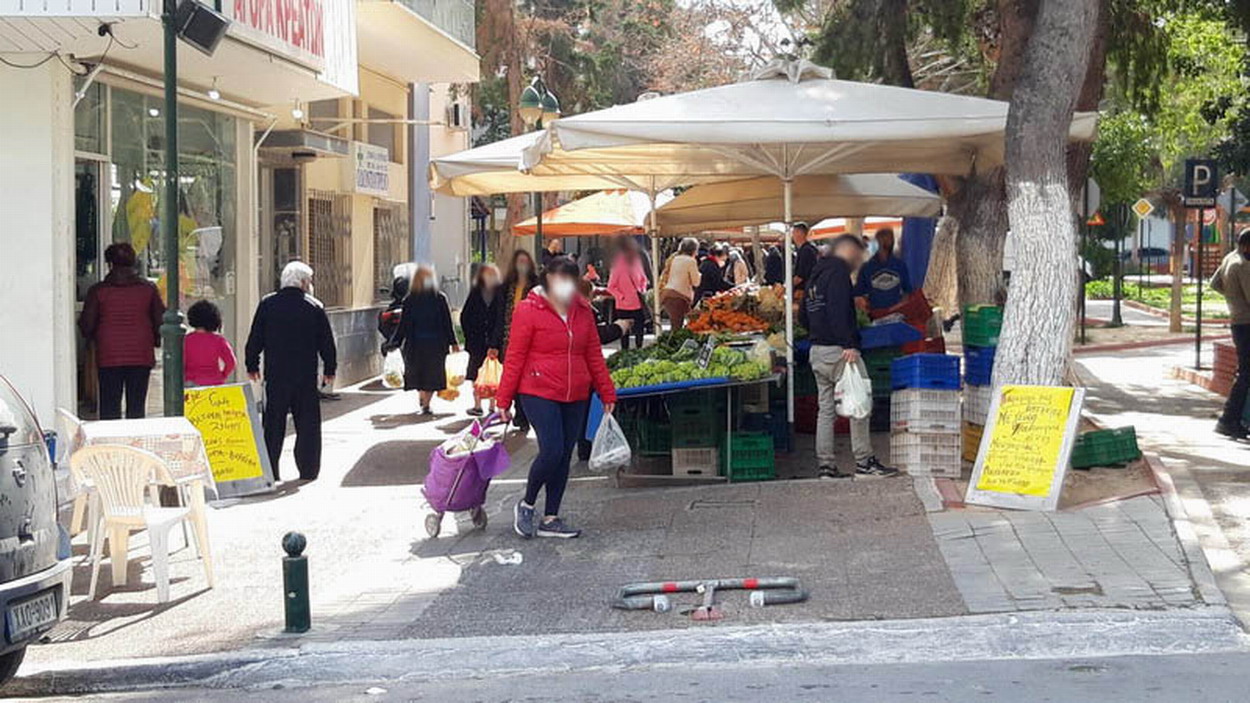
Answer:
[
  {"left": 384, "top": 264, "right": 459, "bottom": 415},
  {"left": 800, "top": 234, "right": 899, "bottom": 481},
  {"left": 496, "top": 256, "right": 617, "bottom": 540}
]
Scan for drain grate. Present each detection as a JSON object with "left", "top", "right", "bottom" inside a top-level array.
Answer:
[{"left": 688, "top": 499, "right": 757, "bottom": 510}]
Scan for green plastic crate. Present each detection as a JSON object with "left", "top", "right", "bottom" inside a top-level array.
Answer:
[
  {"left": 962, "top": 305, "right": 1003, "bottom": 348},
  {"left": 722, "top": 432, "right": 776, "bottom": 481},
  {"left": 1070, "top": 427, "right": 1140, "bottom": 469},
  {"left": 670, "top": 406, "right": 720, "bottom": 448},
  {"left": 792, "top": 365, "right": 818, "bottom": 397},
  {"left": 637, "top": 417, "right": 672, "bottom": 456}
]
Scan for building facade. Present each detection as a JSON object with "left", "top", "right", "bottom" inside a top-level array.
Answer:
[{"left": 0, "top": 0, "right": 478, "bottom": 422}]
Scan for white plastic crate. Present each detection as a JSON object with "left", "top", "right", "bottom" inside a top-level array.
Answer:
[
  {"left": 889, "top": 431, "right": 962, "bottom": 478},
  {"left": 963, "top": 384, "right": 994, "bottom": 425},
  {"left": 740, "top": 382, "right": 770, "bottom": 414},
  {"left": 672, "top": 447, "right": 719, "bottom": 477},
  {"left": 890, "top": 388, "right": 961, "bottom": 433}
]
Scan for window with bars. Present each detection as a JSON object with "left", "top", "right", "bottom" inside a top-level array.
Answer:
[
  {"left": 374, "top": 203, "right": 410, "bottom": 299},
  {"left": 307, "top": 190, "right": 353, "bottom": 309}
]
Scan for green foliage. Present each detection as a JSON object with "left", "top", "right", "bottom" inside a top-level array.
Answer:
[
  {"left": 1091, "top": 112, "right": 1155, "bottom": 205},
  {"left": 1086, "top": 279, "right": 1225, "bottom": 308}
]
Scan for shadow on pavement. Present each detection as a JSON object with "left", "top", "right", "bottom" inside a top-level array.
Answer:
[{"left": 341, "top": 440, "right": 442, "bottom": 487}]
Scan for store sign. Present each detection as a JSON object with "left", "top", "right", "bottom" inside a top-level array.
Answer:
[
  {"left": 229, "top": 0, "right": 327, "bottom": 66},
  {"left": 347, "top": 142, "right": 390, "bottom": 197},
  {"left": 964, "top": 385, "right": 1085, "bottom": 512}
]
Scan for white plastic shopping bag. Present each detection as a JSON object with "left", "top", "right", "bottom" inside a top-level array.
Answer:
[
  {"left": 382, "top": 349, "right": 405, "bottom": 389},
  {"left": 835, "top": 364, "right": 872, "bottom": 419},
  {"left": 589, "top": 413, "right": 632, "bottom": 473}
]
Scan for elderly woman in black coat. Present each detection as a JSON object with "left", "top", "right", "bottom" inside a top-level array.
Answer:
[
  {"left": 389, "top": 265, "right": 459, "bottom": 415},
  {"left": 460, "top": 264, "right": 502, "bottom": 416}
]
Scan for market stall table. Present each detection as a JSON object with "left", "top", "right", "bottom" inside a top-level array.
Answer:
[
  {"left": 587, "top": 374, "right": 783, "bottom": 487},
  {"left": 77, "top": 417, "right": 215, "bottom": 587}
]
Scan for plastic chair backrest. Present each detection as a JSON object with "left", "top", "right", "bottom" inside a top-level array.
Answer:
[{"left": 70, "top": 445, "right": 175, "bottom": 525}]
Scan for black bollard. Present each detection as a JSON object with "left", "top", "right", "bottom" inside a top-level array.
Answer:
[{"left": 282, "top": 531, "right": 310, "bottom": 633}]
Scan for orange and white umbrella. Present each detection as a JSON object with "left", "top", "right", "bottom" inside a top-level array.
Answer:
[
  {"left": 512, "top": 189, "right": 673, "bottom": 237},
  {"left": 810, "top": 217, "right": 904, "bottom": 240}
]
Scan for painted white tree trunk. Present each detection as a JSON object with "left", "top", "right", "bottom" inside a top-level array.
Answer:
[{"left": 994, "top": 0, "right": 1099, "bottom": 387}]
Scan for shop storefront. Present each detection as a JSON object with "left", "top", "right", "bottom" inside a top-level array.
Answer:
[{"left": 71, "top": 81, "right": 248, "bottom": 416}]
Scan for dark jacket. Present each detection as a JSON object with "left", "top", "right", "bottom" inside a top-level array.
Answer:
[
  {"left": 244, "top": 287, "right": 337, "bottom": 387},
  {"left": 695, "top": 259, "right": 733, "bottom": 302},
  {"left": 800, "top": 256, "right": 860, "bottom": 350},
  {"left": 460, "top": 287, "right": 500, "bottom": 356},
  {"left": 490, "top": 279, "right": 536, "bottom": 353},
  {"left": 393, "top": 291, "right": 456, "bottom": 350},
  {"left": 795, "top": 241, "right": 820, "bottom": 290},
  {"left": 855, "top": 255, "right": 912, "bottom": 310},
  {"left": 78, "top": 266, "right": 165, "bottom": 368},
  {"left": 763, "top": 247, "right": 784, "bottom": 286}
]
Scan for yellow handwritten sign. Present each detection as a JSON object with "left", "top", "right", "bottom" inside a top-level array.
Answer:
[
  {"left": 184, "top": 385, "right": 266, "bottom": 484},
  {"left": 975, "top": 385, "right": 1076, "bottom": 497}
]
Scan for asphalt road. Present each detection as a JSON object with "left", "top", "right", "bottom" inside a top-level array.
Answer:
[{"left": 40, "top": 651, "right": 1250, "bottom": 702}]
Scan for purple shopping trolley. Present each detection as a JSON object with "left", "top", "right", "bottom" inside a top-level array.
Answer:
[{"left": 422, "top": 414, "right": 511, "bottom": 537}]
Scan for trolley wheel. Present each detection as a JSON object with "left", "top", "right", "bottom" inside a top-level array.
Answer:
[
  {"left": 424, "top": 512, "right": 443, "bottom": 538},
  {"left": 470, "top": 506, "right": 488, "bottom": 529}
]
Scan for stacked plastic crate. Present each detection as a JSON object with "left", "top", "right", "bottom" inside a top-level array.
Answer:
[
  {"left": 888, "top": 354, "right": 962, "bottom": 477},
  {"left": 961, "top": 305, "right": 1002, "bottom": 463},
  {"left": 863, "top": 347, "right": 903, "bottom": 432},
  {"left": 668, "top": 390, "right": 722, "bottom": 477}
]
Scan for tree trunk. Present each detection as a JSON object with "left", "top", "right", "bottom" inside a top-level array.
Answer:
[
  {"left": 1065, "top": 0, "right": 1109, "bottom": 203},
  {"left": 950, "top": 169, "right": 1009, "bottom": 307},
  {"left": 993, "top": 0, "right": 1099, "bottom": 386}
]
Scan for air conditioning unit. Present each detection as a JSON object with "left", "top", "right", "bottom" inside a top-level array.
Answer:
[{"left": 445, "top": 102, "right": 468, "bottom": 131}]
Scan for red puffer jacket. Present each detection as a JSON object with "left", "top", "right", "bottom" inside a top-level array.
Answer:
[
  {"left": 496, "top": 289, "right": 617, "bottom": 410},
  {"left": 78, "top": 267, "right": 165, "bottom": 368}
]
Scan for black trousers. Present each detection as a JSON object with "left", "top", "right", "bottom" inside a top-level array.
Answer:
[
  {"left": 97, "top": 366, "right": 151, "bottom": 420},
  {"left": 1221, "top": 323, "right": 1250, "bottom": 427},
  {"left": 614, "top": 307, "right": 646, "bottom": 349},
  {"left": 263, "top": 381, "right": 322, "bottom": 481}
]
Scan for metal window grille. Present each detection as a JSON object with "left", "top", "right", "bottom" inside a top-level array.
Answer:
[
  {"left": 374, "top": 203, "right": 411, "bottom": 298},
  {"left": 307, "top": 190, "right": 352, "bottom": 309}
]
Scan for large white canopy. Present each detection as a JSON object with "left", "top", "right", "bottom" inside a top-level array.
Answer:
[
  {"left": 655, "top": 174, "right": 940, "bottom": 235},
  {"left": 429, "top": 132, "right": 737, "bottom": 196},
  {"left": 524, "top": 60, "right": 1097, "bottom": 179}
]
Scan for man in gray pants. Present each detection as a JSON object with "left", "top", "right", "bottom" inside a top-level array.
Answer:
[{"left": 800, "top": 234, "right": 898, "bottom": 479}]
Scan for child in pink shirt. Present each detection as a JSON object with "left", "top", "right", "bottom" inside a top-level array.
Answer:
[{"left": 184, "top": 300, "right": 237, "bottom": 386}]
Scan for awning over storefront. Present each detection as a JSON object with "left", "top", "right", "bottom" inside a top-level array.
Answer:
[
  {"left": 356, "top": 0, "right": 480, "bottom": 84},
  {"left": 257, "top": 130, "right": 352, "bottom": 159}
]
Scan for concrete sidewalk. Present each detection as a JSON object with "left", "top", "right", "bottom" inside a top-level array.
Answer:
[{"left": 1076, "top": 342, "right": 1250, "bottom": 624}]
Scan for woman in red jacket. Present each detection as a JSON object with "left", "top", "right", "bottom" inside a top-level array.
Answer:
[{"left": 497, "top": 256, "right": 617, "bottom": 539}]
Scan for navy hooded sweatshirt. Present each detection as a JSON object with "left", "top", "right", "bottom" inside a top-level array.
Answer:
[{"left": 800, "top": 256, "right": 861, "bottom": 350}]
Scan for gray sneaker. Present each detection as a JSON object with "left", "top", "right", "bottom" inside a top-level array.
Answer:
[
  {"left": 536, "top": 517, "right": 581, "bottom": 539},
  {"left": 818, "top": 466, "right": 851, "bottom": 480},
  {"left": 856, "top": 456, "right": 900, "bottom": 478},
  {"left": 514, "top": 500, "right": 536, "bottom": 538}
]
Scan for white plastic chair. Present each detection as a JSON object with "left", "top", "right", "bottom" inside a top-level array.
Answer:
[
  {"left": 71, "top": 445, "right": 213, "bottom": 603},
  {"left": 56, "top": 408, "right": 92, "bottom": 536}
]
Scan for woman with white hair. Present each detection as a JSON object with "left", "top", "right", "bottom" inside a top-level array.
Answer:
[{"left": 244, "top": 260, "right": 338, "bottom": 481}]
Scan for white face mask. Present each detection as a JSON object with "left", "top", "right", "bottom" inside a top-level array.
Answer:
[
  {"left": 422, "top": 276, "right": 436, "bottom": 291},
  {"left": 550, "top": 278, "right": 576, "bottom": 304},
  {"left": 866, "top": 239, "right": 880, "bottom": 258}
]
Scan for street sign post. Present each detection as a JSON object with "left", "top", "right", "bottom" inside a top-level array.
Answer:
[
  {"left": 1132, "top": 198, "right": 1154, "bottom": 219},
  {"left": 1184, "top": 159, "right": 1218, "bottom": 370}
]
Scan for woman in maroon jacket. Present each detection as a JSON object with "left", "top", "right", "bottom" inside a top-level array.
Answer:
[
  {"left": 497, "top": 257, "right": 617, "bottom": 539},
  {"left": 78, "top": 243, "right": 165, "bottom": 419}
]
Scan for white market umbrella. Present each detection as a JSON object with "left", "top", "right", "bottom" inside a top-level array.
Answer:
[
  {"left": 527, "top": 57, "right": 1097, "bottom": 424},
  {"left": 513, "top": 189, "right": 674, "bottom": 236},
  {"left": 654, "top": 174, "right": 940, "bottom": 235}
]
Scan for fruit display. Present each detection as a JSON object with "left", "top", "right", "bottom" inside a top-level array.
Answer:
[
  {"left": 687, "top": 308, "right": 771, "bottom": 334},
  {"left": 685, "top": 285, "right": 787, "bottom": 334}
]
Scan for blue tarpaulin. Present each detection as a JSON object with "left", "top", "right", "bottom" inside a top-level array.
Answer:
[{"left": 899, "top": 174, "right": 940, "bottom": 287}]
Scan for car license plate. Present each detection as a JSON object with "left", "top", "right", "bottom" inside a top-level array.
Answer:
[{"left": 6, "top": 589, "right": 58, "bottom": 643}]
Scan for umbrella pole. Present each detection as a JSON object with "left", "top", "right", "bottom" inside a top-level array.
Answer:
[
  {"left": 649, "top": 184, "right": 661, "bottom": 329},
  {"left": 784, "top": 177, "right": 795, "bottom": 425}
]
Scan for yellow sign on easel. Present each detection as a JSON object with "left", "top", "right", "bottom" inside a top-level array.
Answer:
[
  {"left": 184, "top": 384, "right": 275, "bottom": 497},
  {"left": 965, "top": 385, "right": 1084, "bottom": 511}
]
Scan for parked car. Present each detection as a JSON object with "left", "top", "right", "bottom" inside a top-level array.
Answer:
[{"left": 0, "top": 376, "right": 71, "bottom": 685}]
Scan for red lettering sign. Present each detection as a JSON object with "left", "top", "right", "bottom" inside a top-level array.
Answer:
[{"left": 233, "top": 0, "right": 326, "bottom": 59}]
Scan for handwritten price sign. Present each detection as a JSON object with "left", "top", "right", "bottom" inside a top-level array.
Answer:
[
  {"left": 185, "top": 384, "right": 270, "bottom": 487},
  {"left": 966, "top": 385, "right": 1084, "bottom": 511}
]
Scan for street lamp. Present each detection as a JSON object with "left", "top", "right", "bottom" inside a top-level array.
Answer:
[{"left": 518, "top": 76, "right": 560, "bottom": 253}]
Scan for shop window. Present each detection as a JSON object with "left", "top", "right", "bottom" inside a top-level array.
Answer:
[
  {"left": 74, "top": 82, "right": 105, "bottom": 155},
  {"left": 107, "top": 86, "right": 239, "bottom": 340},
  {"left": 367, "top": 107, "right": 399, "bottom": 163},
  {"left": 308, "top": 99, "right": 343, "bottom": 136},
  {"left": 308, "top": 190, "right": 353, "bottom": 309},
  {"left": 373, "top": 203, "right": 410, "bottom": 300}
]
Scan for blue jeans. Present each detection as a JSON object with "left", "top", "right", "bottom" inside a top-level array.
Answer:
[
  {"left": 1220, "top": 323, "right": 1250, "bottom": 426},
  {"left": 518, "top": 394, "right": 589, "bottom": 516}
]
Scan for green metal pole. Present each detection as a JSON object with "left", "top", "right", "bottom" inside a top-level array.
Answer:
[{"left": 160, "top": 0, "right": 184, "bottom": 416}]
